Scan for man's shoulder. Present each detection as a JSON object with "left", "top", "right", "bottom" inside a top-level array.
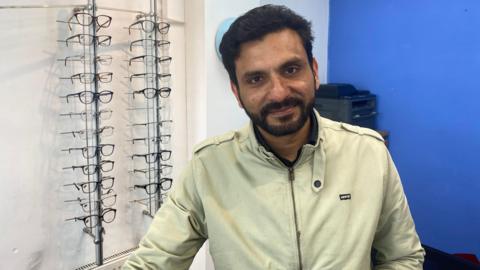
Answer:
[
  {"left": 192, "top": 125, "right": 249, "bottom": 155},
  {"left": 319, "top": 116, "right": 384, "bottom": 143}
]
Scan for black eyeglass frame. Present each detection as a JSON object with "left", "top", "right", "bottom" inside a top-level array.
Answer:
[
  {"left": 62, "top": 144, "right": 115, "bottom": 159},
  {"left": 129, "top": 39, "right": 170, "bottom": 51},
  {"left": 131, "top": 151, "right": 172, "bottom": 163},
  {"left": 61, "top": 34, "right": 112, "bottom": 47},
  {"left": 61, "top": 72, "right": 113, "bottom": 84},
  {"left": 63, "top": 176, "right": 115, "bottom": 193},
  {"left": 62, "top": 160, "right": 115, "bottom": 176},
  {"left": 60, "top": 126, "right": 114, "bottom": 140},
  {"left": 133, "top": 178, "right": 173, "bottom": 194},
  {"left": 65, "top": 207, "right": 117, "bottom": 228},
  {"left": 62, "top": 90, "right": 113, "bottom": 104},
  {"left": 132, "top": 87, "right": 171, "bottom": 99},
  {"left": 67, "top": 12, "right": 112, "bottom": 31},
  {"left": 128, "top": 20, "right": 170, "bottom": 34}
]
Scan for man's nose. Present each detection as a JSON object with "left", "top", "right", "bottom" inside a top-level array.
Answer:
[{"left": 268, "top": 74, "right": 289, "bottom": 101}]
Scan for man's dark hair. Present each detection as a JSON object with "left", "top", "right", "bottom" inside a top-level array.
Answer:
[{"left": 219, "top": 4, "right": 314, "bottom": 87}]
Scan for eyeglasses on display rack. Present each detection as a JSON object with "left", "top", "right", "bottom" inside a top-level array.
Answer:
[
  {"left": 63, "top": 160, "right": 115, "bottom": 175},
  {"left": 128, "top": 55, "right": 172, "bottom": 66},
  {"left": 78, "top": 194, "right": 117, "bottom": 212},
  {"left": 130, "top": 120, "right": 172, "bottom": 128},
  {"left": 62, "top": 144, "right": 115, "bottom": 159},
  {"left": 61, "top": 72, "right": 113, "bottom": 84},
  {"left": 132, "top": 87, "right": 171, "bottom": 99},
  {"left": 128, "top": 20, "right": 170, "bottom": 34},
  {"left": 63, "top": 176, "right": 115, "bottom": 193},
  {"left": 133, "top": 178, "right": 173, "bottom": 194},
  {"left": 131, "top": 150, "right": 172, "bottom": 163},
  {"left": 128, "top": 72, "right": 171, "bottom": 82},
  {"left": 131, "top": 134, "right": 171, "bottom": 145},
  {"left": 132, "top": 164, "right": 173, "bottom": 177},
  {"left": 60, "top": 109, "right": 113, "bottom": 121},
  {"left": 62, "top": 90, "right": 113, "bottom": 104},
  {"left": 65, "top": 207, "right": 117, "bottom": 228},
  {"left": 130, "top": 194, "right": 167, "bottom": 207},
  {"left": 60, "top": 126, "right": 114, "bottom": 140},
  {"left": 129, "top": 39, "right": 170, "bottom": 51},
  {"left": 60, "top": 34, "right": 112, "bottom": 47},
  {"left": 58, "top": 55, "right": 112, "bottom": 66},
  {"left": 66, "top": 12, "right": 112, "bottom": 31},
  {"left": 65, "top": 193, "right": 117, "bottom": 212}
]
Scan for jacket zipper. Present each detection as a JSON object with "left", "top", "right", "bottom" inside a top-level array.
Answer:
[{"left": 289, "top": 167, "right": 303, "bottom": 270}]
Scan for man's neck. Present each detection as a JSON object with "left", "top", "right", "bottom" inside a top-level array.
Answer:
[{"left": 257, "top": 117, "right": 312, "bottom": 162}]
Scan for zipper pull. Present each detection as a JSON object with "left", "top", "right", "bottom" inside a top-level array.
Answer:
[{"left": 288, "top": 167, "right": 294, "bottom": 182}]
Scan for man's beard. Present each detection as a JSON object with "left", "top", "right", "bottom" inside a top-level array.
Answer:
[{"left": 242, "top": 96, "right": 314, "bottom": 137}]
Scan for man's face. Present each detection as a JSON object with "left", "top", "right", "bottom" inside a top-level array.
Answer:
[{"left": 231, "top": 28, "right": 320, "bottom": 137}]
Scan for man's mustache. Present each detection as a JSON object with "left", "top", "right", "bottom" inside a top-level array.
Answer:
[{"left": 260, "top": 97, "right": 303, "bottom": 118}]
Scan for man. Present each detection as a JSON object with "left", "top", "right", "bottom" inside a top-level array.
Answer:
[{"left": 123, "top": 5, "right": 425, "bottom": 270}]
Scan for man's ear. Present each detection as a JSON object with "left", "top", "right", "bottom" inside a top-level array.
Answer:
[
  {"left": 230, "top": 81, "right": 244, "bottom": 108},
  {"left": 311, "top": 57, "right": 320, "bottom": 90}
]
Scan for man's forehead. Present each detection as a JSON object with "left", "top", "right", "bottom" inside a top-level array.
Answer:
[{"left": 234, "top": 29, "right": 307, "bottom": 72}]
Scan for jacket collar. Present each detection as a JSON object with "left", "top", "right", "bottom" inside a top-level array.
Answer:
[{"left": 242, "top": 109, "right": 326, "bottom": 192}]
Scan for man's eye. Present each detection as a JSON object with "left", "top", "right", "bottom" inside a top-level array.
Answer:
[
  {"left": 247, "top": 75, "right": 263, "bottom": 84},
  {"left": 285, "top": 66, "right": 299, "bottom": 75}
]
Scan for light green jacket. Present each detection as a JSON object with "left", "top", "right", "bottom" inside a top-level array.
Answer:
[{"left": 123, "top": 112, "right": 425, "bottom": 270}]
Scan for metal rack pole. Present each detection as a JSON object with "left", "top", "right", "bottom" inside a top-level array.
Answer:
[
  {"left": 153, "top": 0, "right": 164, "bottom": 212},
  {"left": 90, "top": 0, "right": 104, "bottom": 266}
]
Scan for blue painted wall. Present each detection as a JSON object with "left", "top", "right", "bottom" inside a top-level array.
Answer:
[{"left": 328, "top": 1, "right": 480, "bottom": 255}]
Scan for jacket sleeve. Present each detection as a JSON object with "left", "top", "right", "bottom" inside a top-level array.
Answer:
[
  {"left": 122, "top": 160, "right": 208, "bottom": 270},
  {"left": 372, "top": 147, "right": 425, "bottom": 270}
]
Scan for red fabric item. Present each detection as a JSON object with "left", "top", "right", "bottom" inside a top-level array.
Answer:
[{"left": 453, "top": 253, "right": 480, "bottom": 265}]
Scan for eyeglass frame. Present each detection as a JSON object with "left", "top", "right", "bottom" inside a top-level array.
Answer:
[
  {"left": 130, "top": 120, "right": 172, "bottom": 127},
  {"left": 128, "top": 55, "right": 172, "bottom": 66},
  {"left": 128, "top": 19, "right": 170, "bottom": 35},
  {"left": 131, "top": 151, "right": 172, "bottom": 163},
  {"left": 62, "top": 144, "right": 115, "bottom": 159},
  {"left": 131, "top": 134, "right": 171, "bottom": 145},
  {"left": 132, "top": 164, "right": 173, "bottom": 177},
  {"left": 65, "top": 207, "right": 117, "bottom": 228},
  {"left": 61, "top": 72, "right": 113, "bottom": 84},
  {"left": 60, "top": 125, "right": 114, "bottom": 140},
  {"left": 62, "top": 159, "right": 115, "bottom": 175},
  {"left": 133, "top": 178, "right": 173, "bottom": 194},
  {"left": 132, "top": 87, "right": 171, "bottom": 99},
  {"left": 60, "top": 109, "right": 113, "bottom": 121},
  {"left": 61, "top": 34, "right": 112, "bottom": 47},
  {"left": 62, "top": 90, "right": 113, "bottom": 104},
  {"left": 63, "top": 176, "right": 115, "bottom": 193},
  {"left": 78, "top": 194, "right": 117, "bottom": 212},
  {"left": 129, "top": 39, "right": 170, "bottom": 51},
  {"left": 128, "top": 72, "right": 171, "bottom": 82},
  {"left": 58, "top": 54, "right": 112, "bottom": 66},
  {"left": 66, "top": 12, "right": 112, "bottom": 31}
]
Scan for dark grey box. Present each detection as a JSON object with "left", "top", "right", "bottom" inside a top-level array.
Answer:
[{"left": 314, "top": 95, "right": 377, "bottom": 129}]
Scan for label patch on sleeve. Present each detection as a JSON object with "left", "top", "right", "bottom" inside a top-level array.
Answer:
[{"left": 339, "top": 194, "right": 351, "bottom": 200}]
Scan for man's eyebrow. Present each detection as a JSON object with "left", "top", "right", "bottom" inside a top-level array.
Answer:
[
  {"left": 240, "top": 57, "right": 306, "bottom": 80},
  {"left": 279, "top": 58, "right": 305, "bottom": 69},
  {"left": 242, "top": 70, "right": 265, "bottom": 80}
]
